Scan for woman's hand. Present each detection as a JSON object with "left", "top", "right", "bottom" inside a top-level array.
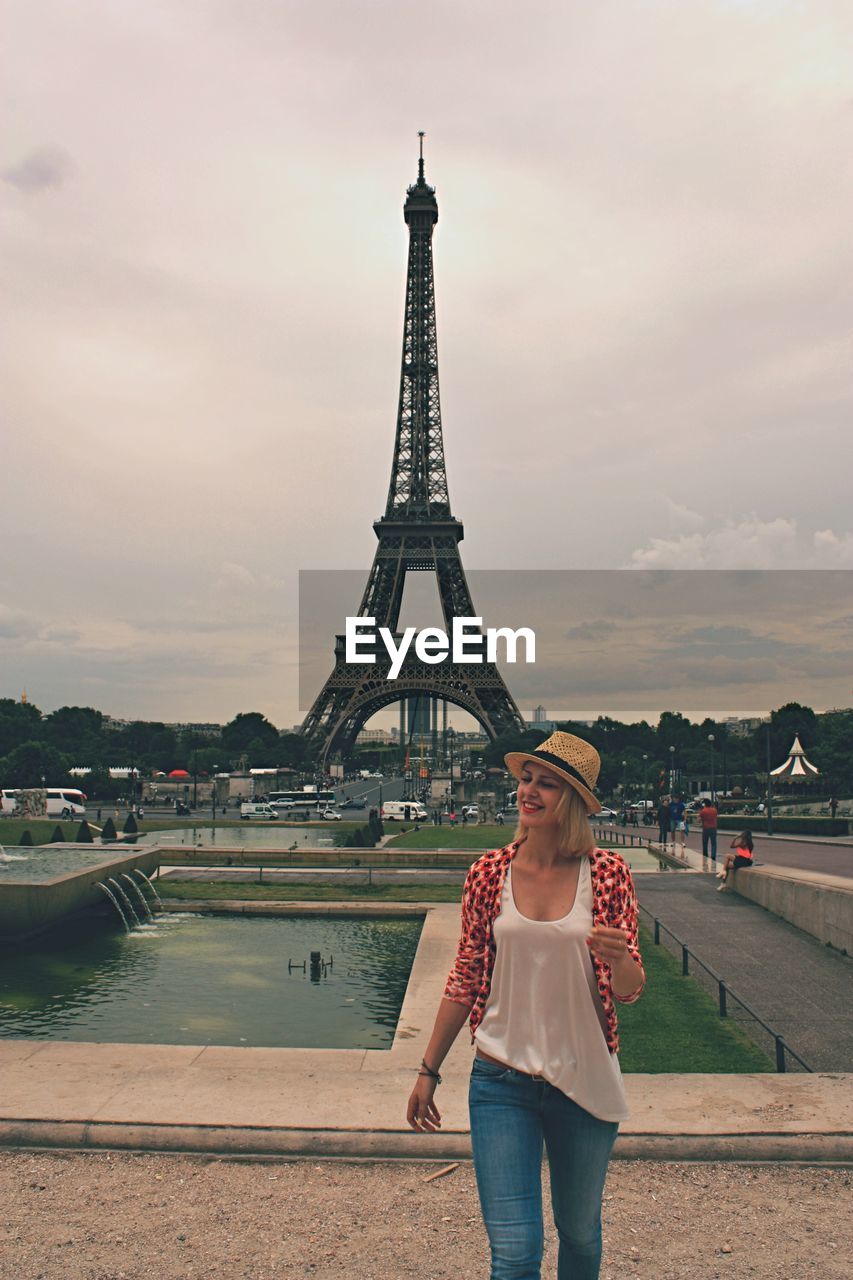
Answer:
[
  {"left": 585, "top": 924, "right": 630, "bottom": 965},
  {"left": 586, "top": 925, "right": 644, "bottom": 998},
  {"left": 406, "top": 1074, "right": 443, "bottom": 1132}
]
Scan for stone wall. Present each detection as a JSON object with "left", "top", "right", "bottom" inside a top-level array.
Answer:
[{"left": 731, "top": 864, "right": 853, "bottom": 955}]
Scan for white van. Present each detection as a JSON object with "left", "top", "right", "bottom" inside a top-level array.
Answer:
[
  {"left": 381, "top": 800, "right": 428, "bottom": 822},
  {"left": 240, "top": 802, "right": 276, "bottom": 820}
]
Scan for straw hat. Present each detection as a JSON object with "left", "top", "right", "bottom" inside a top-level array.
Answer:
[{"left": 505, "top": 731, "right": 600, "bottom": 814}]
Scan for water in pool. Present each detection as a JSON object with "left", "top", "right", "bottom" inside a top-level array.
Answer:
[{"left": 0, "top": 912, "right": 423, "bottom": 1049}]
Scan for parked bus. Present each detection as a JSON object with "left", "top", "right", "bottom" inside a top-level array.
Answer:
[
  {"left": 268, "top": 789, "right": 336, "bottom": 811},
  {"left": 0, "top": 787, "right": 87, "bottom": 819}
]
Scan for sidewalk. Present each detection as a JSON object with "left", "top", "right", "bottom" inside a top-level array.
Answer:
[{"left": 635, "top": 873, "right": 853, "bottom": 1071}]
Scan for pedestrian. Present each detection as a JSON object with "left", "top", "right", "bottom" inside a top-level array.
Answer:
[
  {"left": 829, "top": 796, "right": 838, "bottom": 820},
  {"left": 406, "top": 732, "right": 644, "bottom": 1280},
  {"left": 669, "top": 793, "right": 686, "bottom": 856},
  {"left": 699, "top": 798, "right": 718, "bottom": 862},
  {"left": 717, "top": 830, "right": 754, "bottom": 891},
  {"left": 657, "top": 796, "right": 671, "bottom": 848}
]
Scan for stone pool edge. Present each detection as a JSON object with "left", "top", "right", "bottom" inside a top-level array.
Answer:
[{"left": 1, "top": 903, "right": 851, "bottom": 1163}]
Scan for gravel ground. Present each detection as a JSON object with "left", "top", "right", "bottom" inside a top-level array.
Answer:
[{"left": 1, "top": 1152, "right": 850, "bottom": 1280}]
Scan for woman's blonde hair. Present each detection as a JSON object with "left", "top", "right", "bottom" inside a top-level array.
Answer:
[{"left": 513, "top": 776, "right": 595, "bottom": 856}]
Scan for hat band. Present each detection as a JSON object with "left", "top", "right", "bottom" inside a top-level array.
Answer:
[{"left": 529, "top": 749, "right": 596, "bottom": 795}]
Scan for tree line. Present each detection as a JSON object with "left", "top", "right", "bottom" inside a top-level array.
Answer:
[{"left": 0, "top": 698, "right": 850, "bottom": 795}]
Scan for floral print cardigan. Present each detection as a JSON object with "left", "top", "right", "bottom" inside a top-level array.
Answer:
[{"left": 444, "top": 842, "right": 645, "bottom": 1054}]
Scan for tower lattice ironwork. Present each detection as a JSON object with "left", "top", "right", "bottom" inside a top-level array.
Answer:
[{"left": 300, "top": 139, "right": 526, "bottom": 763}]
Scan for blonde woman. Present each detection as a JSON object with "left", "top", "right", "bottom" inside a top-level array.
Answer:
[{"left": 406, "top": 732, "right": 645, "bottom": 1280}]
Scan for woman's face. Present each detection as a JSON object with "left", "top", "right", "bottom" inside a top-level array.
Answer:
[{"left": 516, "top": 762, "right": 567, "bottom": 827}]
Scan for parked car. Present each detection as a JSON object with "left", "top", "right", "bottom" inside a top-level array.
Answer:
[
  {"left": 321, "top": 808, "right": 343, "bottom": 821},
  {"left": 270, "top": 799, "right": 295, "bottom": 812},
  {"left": 339, "top": 798, "right": 366, "bottom": 809},
  {"left": 593, "top": 806, "right": 618, "bottom": 822},
  {"left": 462, "top": 805, "right": 479, "bottom": 819}
]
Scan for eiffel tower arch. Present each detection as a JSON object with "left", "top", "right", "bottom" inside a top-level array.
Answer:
[{"left": 300, "top": 138, "right": 526, "bottom": 766}]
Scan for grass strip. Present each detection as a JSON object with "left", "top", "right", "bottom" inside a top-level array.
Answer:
[
  {"left": 157, "top": 880, "right": 461, "bottom": 903},
  {"left": 619, "top": 927, "right": 773, "bottom": 1072}
]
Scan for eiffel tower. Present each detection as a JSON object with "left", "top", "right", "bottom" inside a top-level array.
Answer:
[{"left": 300, "top": 137, "right": 526, "bottom": 765}]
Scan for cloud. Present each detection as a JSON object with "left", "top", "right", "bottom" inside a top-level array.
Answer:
[
  {"left": 2, "top": 145, "right": 74, "bottom": 193},
  {"left": 0, "top": 605, "right": 39, "bottom": 641},
  {"left": 626, "top": 516, "right": 853, "bottom": 569},
  {"left": 813, "top": 529, "right": 853, "bottom": 567}
]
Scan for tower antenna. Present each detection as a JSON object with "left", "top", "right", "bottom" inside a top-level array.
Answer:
[{"left": 418, "top": 131, "right": 425, "bottom": 181}]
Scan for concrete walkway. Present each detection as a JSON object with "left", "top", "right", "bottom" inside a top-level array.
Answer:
[
  {"left": 636, "top": 874, "right": 853, "bottom": 1071},
  {"left": 1, "top": 902, "right": 852, "bottom": 1163}
]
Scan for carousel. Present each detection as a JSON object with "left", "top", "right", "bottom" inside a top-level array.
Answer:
[{"left": 770, "top": 735, "right": 820, "bottom": 793}]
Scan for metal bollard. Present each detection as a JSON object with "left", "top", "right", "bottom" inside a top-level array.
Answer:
[
  {"left": 718, "top": 981, "right": 727, "bottom": 1017},
  {"left": 682, "top": 945, "right": 689, "bottom": 976},
  {"left": 654, "top": 918, "right": 660, "bottom": 945}
]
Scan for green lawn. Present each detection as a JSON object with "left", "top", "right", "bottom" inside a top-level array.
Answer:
[
  {"left": 618, "top": 928, "right": 772, "bottom": 1072},
  {"left": 157, "top": 880, "right": 459, "bottom": 902},
  {"left": 155, "top": 882, "right": 772, "bottom": 1072},
  {"left": 384, "top": 823, "right": 514, "bottom": 849}
]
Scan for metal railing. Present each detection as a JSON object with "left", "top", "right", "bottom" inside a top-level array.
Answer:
[
  {"left": 639, "top": 904, "right": 813, "bottom": 1073},
  {"left": 592, "top": 826, "right": 650, "bottom": 848}
]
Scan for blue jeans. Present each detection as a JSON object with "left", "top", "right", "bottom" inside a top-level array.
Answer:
[
  {"left": 701, "top": 828, "right": 717, "bottom": 860},
  {"left": 468, "top": 1057, "right": 619, "bottom": 1279}
]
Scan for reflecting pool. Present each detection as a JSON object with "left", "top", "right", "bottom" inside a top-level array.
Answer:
[{"left": 0, "top": 911, "right": 423, "bottom": 1049}]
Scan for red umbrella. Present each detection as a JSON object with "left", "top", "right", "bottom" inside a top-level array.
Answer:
[{"left": 168, "top": 769, "right": 191, "bottom": 778}]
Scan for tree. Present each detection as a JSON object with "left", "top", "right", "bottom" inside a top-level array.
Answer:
[
  {"left": 0, "top": 698, "right": 43, "bottom": 756},
  {"left": 0, "top": 740, "right": 70, "bottom": 787},
  {"left": 222, "top": 713, "right": 279, "bottom": 757}
]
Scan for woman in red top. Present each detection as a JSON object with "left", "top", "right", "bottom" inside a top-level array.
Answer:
[
  {"left": 406, "top": 732, "right": 644, "bottom": 1280},
  {"left": 717, "top": 830, "right": 754, "bottom": 891}
]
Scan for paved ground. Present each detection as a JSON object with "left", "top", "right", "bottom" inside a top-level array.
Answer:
[
  {"left": 2, "top": 1153, "right": 851, "bottom": 1280},
  {"left": 635, "top": 873, "right": 853, "bottom": 1072}
]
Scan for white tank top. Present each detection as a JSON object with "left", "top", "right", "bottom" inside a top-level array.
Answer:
[{"left": 474, "top": 858, "right": 629, "bottom": 1122}]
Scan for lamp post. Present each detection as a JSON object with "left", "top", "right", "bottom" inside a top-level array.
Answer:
[
  {"left": 642, "top": 754, "right": 648, "bottom": 808},
  {"left": 447, "top": 728, "right": 456, "bottom": 810},
  {"left": 708, "top": 734, "right": 715, "bottom": 803},
  {"left": 765, "top": 723, "right": 774, "bottom": 836},
  {"left": 211, "top": 768, "right": 219, "bottom": 825},
  {"left": 621, "top": 760, "right": 627, "bottom": 822},
  {"left": 668, "top": 745, "right": 675, "bottom": 792}
]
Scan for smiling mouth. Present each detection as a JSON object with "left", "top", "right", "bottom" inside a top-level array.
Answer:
[{"left": 521, "top": 801, "right": 543, "bottom": 813}]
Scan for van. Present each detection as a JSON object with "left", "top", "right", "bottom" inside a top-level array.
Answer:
[
  {"left": 240, "top": 802, "right": 276, "bottom": 820},
  {"left": 381, "top": 800, "right": 428, "bottom": 822}
]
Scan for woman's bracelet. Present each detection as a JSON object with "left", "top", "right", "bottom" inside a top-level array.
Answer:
[{"left": 418, "top": 1059, "right": 442, "bottom": 1084}]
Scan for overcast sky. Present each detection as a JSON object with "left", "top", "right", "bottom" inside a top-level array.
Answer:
[{"left": 2, "top": 1, "right": 852, "bottom": 729}]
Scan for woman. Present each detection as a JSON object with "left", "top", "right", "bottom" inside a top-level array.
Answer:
[
  {"left": 717, "top": 829, "right": 754, "bottom": 891},
  {"left": 406, "top": 732, "right": 645, "bottom": 1280}
]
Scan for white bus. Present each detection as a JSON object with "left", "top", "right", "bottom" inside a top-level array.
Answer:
[{"left": 0, "top": 787, "right": 87, "bottom": 819}]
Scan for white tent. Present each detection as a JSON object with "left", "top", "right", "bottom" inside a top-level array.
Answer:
[{"left": 770, "top": 735, "right": 820, "bottom": 782}]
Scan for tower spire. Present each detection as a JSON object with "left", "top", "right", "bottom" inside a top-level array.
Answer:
[{"left": 418, "top": 130, "right": 425, "bottom": 182}]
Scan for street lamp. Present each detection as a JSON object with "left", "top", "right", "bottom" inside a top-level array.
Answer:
[
  {"left": 447, "top": 728, "right": 456, "bottom": 808},
  {"left": 668, "top": 745, "right": 676, "bottom": 792},
  {"left": 707, "top": 734, "right": 715, "bottom": 803},
  {"left": 765, "top": 723, "right": 774, "bottom": 836},
  {"left": 621, "top": 760, "right": 627, "bottom": 821},
  {"left": 642, "top": 754, "right": 648, "bottom": 808}
]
